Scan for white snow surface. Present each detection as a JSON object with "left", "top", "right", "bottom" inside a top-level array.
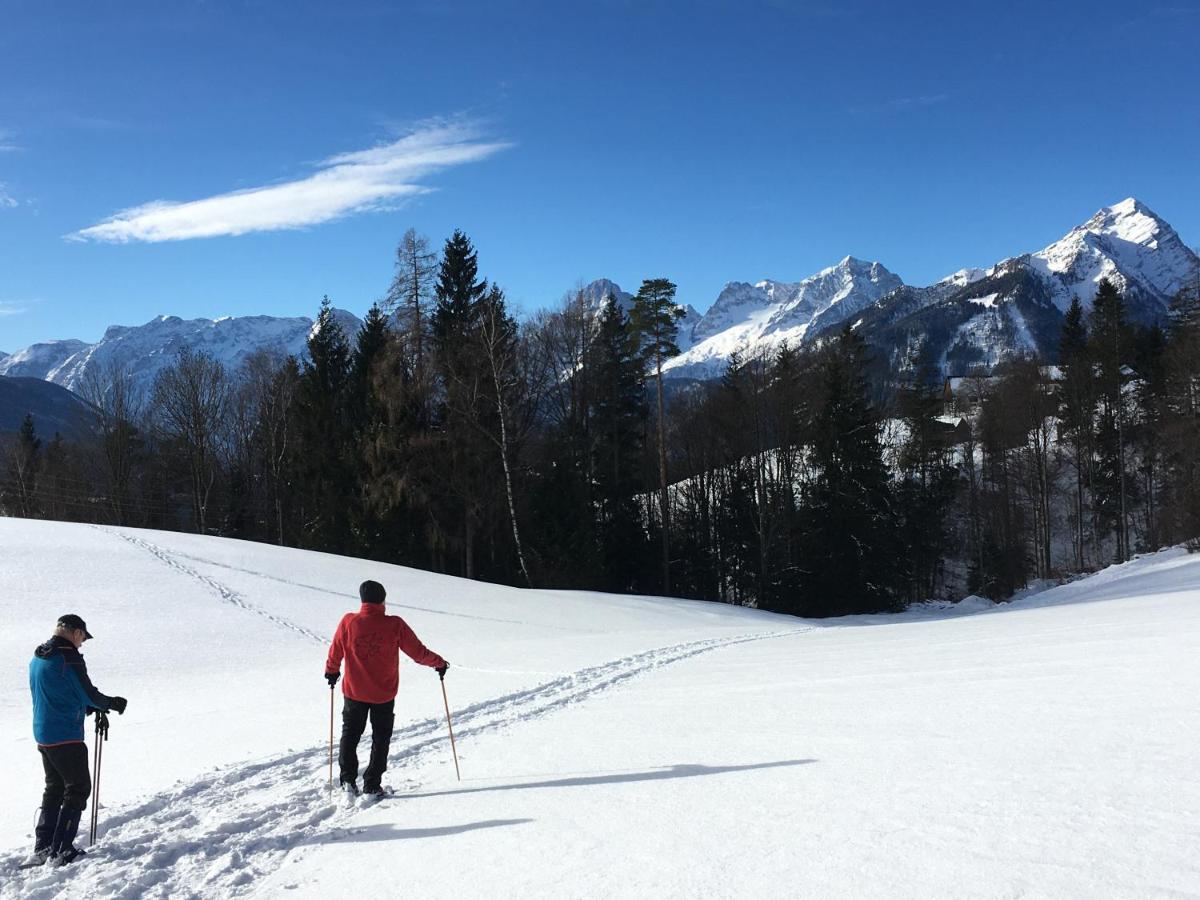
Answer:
[
  {"left": 2, "top": 519, "right": 1199, "bottom": 897},
  {"left": 0, "top": 309, "right": 363, "bottom": 399}
]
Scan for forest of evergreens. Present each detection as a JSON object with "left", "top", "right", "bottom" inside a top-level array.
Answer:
[{"left": 3, "top": 231, "right": 1199, "bottom": 616}]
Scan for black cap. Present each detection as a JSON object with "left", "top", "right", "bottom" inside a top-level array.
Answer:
[
  {"left": 359, "top": 580, "right": 386, "bottom": 605},
  {"left": 57, "top": 614, "right": 94, "bottom": 640}
]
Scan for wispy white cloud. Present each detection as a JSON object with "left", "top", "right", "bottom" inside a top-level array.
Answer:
[
  {"left": 0, "top": 183, "right": 19, "bottom": 208},
  {"left": 0, "top": 300, "right": 29, "bottom": 317},
  {"left": 70, "top": 121, "right": 511, "bottom": 243}
]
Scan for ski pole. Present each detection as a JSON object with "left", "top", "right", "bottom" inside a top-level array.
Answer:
[
  {"left": 440, "top": 676, "right": 461, "bottom": 781},
  {"left": 328, "top": 685, "right": 335, "bottom": 798},
  {"left": 90, "top": 713, "right": 108, "bottom": 845}
]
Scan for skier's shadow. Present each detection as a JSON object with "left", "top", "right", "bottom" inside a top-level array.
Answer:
[
  {"left": 408, "top": 759, "right": 817, "bottom": 799},
  {"left": 319, "top": 818, "right": 534, "bottom": 844}
]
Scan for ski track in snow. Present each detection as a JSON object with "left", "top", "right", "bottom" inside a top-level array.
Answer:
[
  {"left": 0, "top": 628, "right": 808, "bottom": 898},
  {"left": 95, "top": 527, "right": 328, "bottom": 645},
  {"left": 157, "top": 545, "right": 591, "bottom": 632}
]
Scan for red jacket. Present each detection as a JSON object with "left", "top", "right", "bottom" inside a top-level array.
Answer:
[{"left": 326, "top": 604, "right": 446, "bottom": 704}]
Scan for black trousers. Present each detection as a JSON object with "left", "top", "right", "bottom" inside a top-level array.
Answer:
[
  {"left": 39, "top": 743, "right": 91, "bottom": 812},
  {"left": 339, "top": 698, "right": 395, "bottom": 790}
]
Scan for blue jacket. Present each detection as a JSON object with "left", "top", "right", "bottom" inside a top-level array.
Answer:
[{"left": 29, "top": 636, "right": 114, "bottom": 746}]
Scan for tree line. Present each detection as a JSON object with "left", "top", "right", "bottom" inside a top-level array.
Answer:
[{"left": 3, "top": 229, "right": 1199, "bottom": 617}]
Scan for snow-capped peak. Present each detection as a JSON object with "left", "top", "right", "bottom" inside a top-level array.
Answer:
[
  {"left": 1080, "top": 197, "right": 1172, "bottom": 248},
  {"left": 1029, "top": 197, "right": 1197, "bottom": 312},
  {"left": 664, "top": 257, "right": 903, "bottom": 379}
]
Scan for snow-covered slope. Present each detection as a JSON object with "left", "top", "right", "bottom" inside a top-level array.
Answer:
[
  {"left": 0, "top": 309, "right": 363, "bottom": 399},
  {"left": 663, "top": 257, "right": 903, "bottom": 379},
  {"left": 1, "top": 518, "right": 1197, "bottom": 898}
]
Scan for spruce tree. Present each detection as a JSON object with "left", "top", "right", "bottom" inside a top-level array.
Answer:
[
  {"left": 1057, "top": 295, "right": 1095, "bottom": 568},
  {"left": 629, "top": 277, "right": 684, "bottom": 595},
  {"left": 590, "top": 299, "right": 651, "bottom": 591},
  {"left": 429, "top": 230, "right": 492, "bottom": 579},
  {"left": 1161, "top": 283, "right": 1200, "bottom": 546},
  {"left": 432, "top": 229, "right": 488, "bottom": 358},
  {"left": 895, "top": 355, "right": 956, "bottom": 602},
  {"left": 295, "top": 296, "right": 354, "bottom": 553},
  {"left": 349, "top": 303, "right": 393, "bottom": 555},
  {"left": 1089, "top": 279, "right": 1132, "bottom": 561},
  {"left": 796, "top": 327, "right": 900, "bottom": 616}
]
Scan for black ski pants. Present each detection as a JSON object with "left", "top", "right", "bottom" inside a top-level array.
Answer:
[
  {"left": 39, "top": 742, "right": 91, "bottom": 812},
  {"left": 339, "top": 697, "right": 395, "bottom": 790}
]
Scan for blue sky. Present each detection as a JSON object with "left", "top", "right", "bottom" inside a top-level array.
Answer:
[{"left": 2, "top": 0, "right": 1198, "bottom": 350}]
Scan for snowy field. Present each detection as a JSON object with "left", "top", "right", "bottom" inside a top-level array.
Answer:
[{"left": 1, "top": 518, "right": 1198, "bottom": 899}]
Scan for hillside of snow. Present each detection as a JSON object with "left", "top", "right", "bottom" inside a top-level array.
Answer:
[{"left": 1, "top": 518, "right": 1198, "bottom": 897}]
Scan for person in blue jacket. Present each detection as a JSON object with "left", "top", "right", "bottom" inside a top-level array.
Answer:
[{"left": 26, "top": 614, "right": 127, "bottom": 867}]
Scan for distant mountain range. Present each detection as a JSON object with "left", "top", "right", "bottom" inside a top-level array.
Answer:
[
  {"left": 2, "top": 199, "right": 1196, "bottom": 400},
  {"left": 627, "top": 197, "right": 1195, "bottom": 379},
  {"left": 0, "top": 308, "right": 362, "bottom": 400}
]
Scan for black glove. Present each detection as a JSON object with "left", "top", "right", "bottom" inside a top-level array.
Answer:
[
  {"left": 95, "top": 710, "right": 110, "bottom": 739},
  {"left": 436, "top": 663, "right": 448, "bottom": 681},
  {"left": 109, "top": 696, "right": 127, "bottom": 715},
  {"left": 325, "top": 672, "right": 340, "bottom": 688}
]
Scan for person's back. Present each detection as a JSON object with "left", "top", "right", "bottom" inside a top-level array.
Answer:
[{"left": 325, "top": 580, "right": 447, "bottom": 797}]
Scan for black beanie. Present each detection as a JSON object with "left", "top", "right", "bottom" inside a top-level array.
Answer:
[{"left": 360, "top": 580, "right": 386, "bottom": 604}]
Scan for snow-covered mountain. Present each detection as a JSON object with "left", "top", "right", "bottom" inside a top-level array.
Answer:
[
  {"left": 582, "top": 198, "right": 1196, "bottom": 380},
  {"left": 853, "top": 198, "right": 1200, "bottom": 374},
  {"left": 1029, "top": 198, "right": 1196, "bottom": 313},
  {"left": 662, "top": 257, "right": 904, "bottom": 378},
  {"left": 574, "top": 259, "right": 903, "bottom": 381},
  {"left": 7, "top": 199, "right": 1195, "bottom": 396},
  {"left": 0, "top": 308, "right": 362, "bottom": 399}
]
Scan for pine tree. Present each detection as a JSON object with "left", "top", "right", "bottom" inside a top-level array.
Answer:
[
  {"left": 432, "top": 229, "right": 488, "bottom": 358},
  {"left": 295, "top": 296, "right": 354, "bottom": 552},
  {"left": 629, "top": 277, "right": 684, "bottom": 595},
  {"left": 1057, "top": 295, "right": 1095, "bottom": 568},
  {"left": 895, "top": 354, "right": 957, "bottom": 602},
  {"left": 430, "top": 230, "right": 492, "bottom": 579},
  {"left": 1089, "top": 278, "right": 1132, "bottom": 561},
  {"left": 589, "top": 299, "right": 651, "bottom": 591},
  {"left": 796, "top": 327, "right": 900, "bottom": 616},
  {"left": 348, "top": 303, "right": 393, "bottom": 555},
  {"left": 1160, "top": 282, "right": 1200, "bottom": 546}
]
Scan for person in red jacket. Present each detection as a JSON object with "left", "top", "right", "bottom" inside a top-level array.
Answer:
[{"left": 325, "top": 580, "right": 447, "bottom": 797}]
